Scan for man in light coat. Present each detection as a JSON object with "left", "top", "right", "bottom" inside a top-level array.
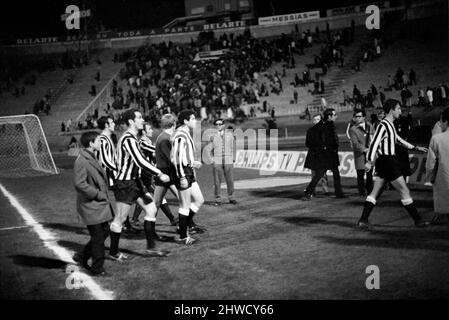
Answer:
[
  {"left": 211, "top": 119, "right": 237, "bottom": 205},
  {"left": 73, "top": 131, "right": 114, "bottom": 276},
  {"left": 426, "top": 107, "right": 449, "bottom": 222},
  {"left": 349, "top": 109, "right": 374, "bottom": 196}
]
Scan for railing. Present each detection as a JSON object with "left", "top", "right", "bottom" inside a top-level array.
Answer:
[{"left": 75, "top": 70, "right": 120, "bottom": 123}]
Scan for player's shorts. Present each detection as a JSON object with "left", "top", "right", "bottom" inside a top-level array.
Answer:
[
  {"left": 113, "top": 180, "right": 140, "bottom": 205},
  {"left": 173, "top": 166, "right": 196, "bottom": 191},
  {"left": 374, "top": 155, "right": 403, "bottom": 182},
  {"left": 154, "top": 166, "right": 177, "bottom": 188}
]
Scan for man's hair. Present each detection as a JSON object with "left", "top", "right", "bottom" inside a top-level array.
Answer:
[
  {"left": 383, "top": 99, "right": 401, "bottom": 114},
  {"left": 353, "top": 108, "right": 365, "bottom": 117},
  {"left": 97, "top": 116, "right": 112, "bottom": 130},
  {"left": 80, "top": 131, "right": 99, "bottom": 148},
  {"left": 214, "top": 118, "right": 224, "bottom": 125},
  {"left": 122, "top": 108, "right": 139, "bottom": 126},
  {"left": 323, "top": 108, "right": 335, "bottom": 121},
  {"left": 441, "top": 107, "right": 449, "bottom": 123},
  {"left": 161, "top": 113, "right": 177, "bottom": 129},
  {"left": 177, "top": 109, "right": 196, "bottom": 126}
]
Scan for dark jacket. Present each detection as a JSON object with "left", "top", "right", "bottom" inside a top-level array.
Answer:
[
  {"left": 74, "top": 149, "right": 114, "bottom": 226},
  {"left": 305, "top": 120, "right": 340, "bottom": 170},
  {"left": 320, "top": 121, "right": 340, "bottom": 170},
  {"left": 304, "top": 122, "right": 324, "bottom": 170}
]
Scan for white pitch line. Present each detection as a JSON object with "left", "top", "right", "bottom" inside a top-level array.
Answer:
[
  {"left": 0, "top": 225, "right": 30, "bottom": 231},
  {"left": 0, "top": 183, "right": 114, "bottom": 300}
]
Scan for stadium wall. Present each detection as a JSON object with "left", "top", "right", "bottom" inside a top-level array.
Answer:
[{"left": 2, "top": 0, "right": 444, "bottom": 54}]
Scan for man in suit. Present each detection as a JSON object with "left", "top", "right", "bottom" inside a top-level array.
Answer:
[
  {"left": 349, "top": 109, "right": 374, "bottom": 196},
  {"left": 304, "top": 114, "right": 329, "bottom": 197},
  {"left": 73, "top": 131, "right": 114, "bottom": 276},
  {"left": 303, "top": 108, "right": 345, "bottom": 200}
]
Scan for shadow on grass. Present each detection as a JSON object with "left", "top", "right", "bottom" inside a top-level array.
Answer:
[
  {"left": 316, "top": 234, "right": 449, "bottom": 252},
  {"left": 344, "top": 199, "right": 433, "bottom": 209},
  {"left": 56, "top": 240, "right": 160, "bottom": 258},
  {"left": 42, "top": 223, "right": 87, "bottom": 235},
  {"left": 279, "top": 216, "right": 356, "bottom": 229},
  {"left": 9, "top": 255, "right": 66, "bottom": 269}
]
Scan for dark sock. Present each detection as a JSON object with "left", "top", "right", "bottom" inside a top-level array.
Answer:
[
  {"left": 179, "top": 214, "right": 189, "bottom": 239},
  {"left": 144, "top": 221, "right": 156, "bottom": 249},
  {"left": 360, "top": 201, "right": 375, "bottom": 222},
  {"left": 404, "top": 203, "right": 421, "bottom": 223},
  {"left": 109, "top": 231, "right": 121, "bottom": 256},
  {"left": 132, "top": 205, "right": 142, "bottom": 221},
  {"left": 188, "top": 209, "right": 196, "bottom": 228},
  {"left": 124, "top": 216, "right": 131, "bottom": 228},
  {"left": 161, "top": 203, "right": 175, "bottom": 222}
]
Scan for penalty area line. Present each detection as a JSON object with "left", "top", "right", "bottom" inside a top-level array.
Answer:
[{"left": 0, "top": 182, "right": 114, "bottom": 300}]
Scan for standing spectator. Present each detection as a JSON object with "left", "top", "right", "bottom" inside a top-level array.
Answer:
[
  {"left": 426, "top": 87, "right": 434, "bottom": 108},
  {"left": 303, "top": 108, "right": 345, "bottom": 200},
  {"left": 349, "top": 109, "right": 374, "bottom": 196},
  {"left": 61, "top": 122, "right": 66, "bottom": 132},
  {"left": 211, "top": 119, "right": 237, "bottom": 205},
  {"left": 293, "top": 90, "right": 298, "bottom": 104},
  {"left": 426, "top": 108, "right": 449, "bottom": 223},
  {"left": 409, "top": 69, "right": 416, "bottom": 85},
  {"left": 304, "top": 114, "right": 329, "bottom": 197},
  {"left": 73, "top": 131, "right": 114, "bottom": 276}
]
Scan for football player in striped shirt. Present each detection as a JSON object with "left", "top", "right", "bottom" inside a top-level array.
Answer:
[
  {"left": 96, "top": 116, "right": 117, "bottom": 188},
  {"left": 171, "top": 110, "right": 205, "bottom": 245},
  {"left": 357, "top": 99, "right": 429, "bottom": 229},
  {"left": 132, "top": 122, "right": 178, "bottom": 231},
  {"left": 111, "top": 109, "right": 171, "bottom": 259}
]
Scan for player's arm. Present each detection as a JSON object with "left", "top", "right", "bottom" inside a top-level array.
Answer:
[
  {"left": 99, "top": 140, "right": 117, "bottom": 171},
  {"left": 172, "top": 136, "right": 186, "bottom": 178},
  {"left": 124, "top": 138, "right": 162, "bottom": 176},
  {"left": 396, "top": 135, "right": 426, "bottom": 152},
  {"left": 139, "top": 138, "right": 156, "bottom": 156},
  {"left": 366, "top": 123, "right": 386, "bottom": 163}
]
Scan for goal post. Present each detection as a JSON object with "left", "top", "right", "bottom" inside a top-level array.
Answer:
[{"left": 0, "top": 114, "right": 59, "bottom": 177}]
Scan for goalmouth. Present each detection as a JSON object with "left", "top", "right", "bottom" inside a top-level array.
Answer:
[{"left": 0, "top": 115, "right": 59, "bottom": 178}]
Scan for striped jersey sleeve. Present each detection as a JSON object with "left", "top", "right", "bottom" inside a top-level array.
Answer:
[
  {"left": 123, "top": 136, "right": 161, "bottom": 176},
  {"left": 98, "top": 136, "right": 117, "bottom": 172}
]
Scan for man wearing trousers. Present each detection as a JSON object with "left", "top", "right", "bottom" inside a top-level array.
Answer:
[
  {"left": 303, "top": 108, "right": 346, "bottom": 200},
  {"left": 349, "top": 109, "right": 374, "bottom": 196},
  {"left": 211, "top": 119, "right": 237, "bottom": 205}
]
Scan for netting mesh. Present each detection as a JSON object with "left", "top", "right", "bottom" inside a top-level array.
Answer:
[{"left": 0, "top": 115, "right": 59, "bottom": 178}]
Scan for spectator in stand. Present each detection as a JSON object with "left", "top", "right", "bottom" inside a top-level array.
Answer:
[
  {"left": 426, "top": 87, "right": 434, "bottom": 108},
  {"left": 418, "top": 88, "right": 426, "bottom": 107},
  {"left": 293, "top": 90, "right": 298, "bottom": 104},
  {"left": 61, "top": 122, "right": 66, "bottom": 132},
  {"left": 409, "top": 69, "right": 417, "bottom": 85}
]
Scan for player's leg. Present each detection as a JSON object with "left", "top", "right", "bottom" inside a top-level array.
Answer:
[
  {"left": 188, "top": 181, "right": 206, "bottom": 233},
  {"left": 109, "top": 201, "right": 131, "bottom": 259},
  {"left": 357, "top": 177, "right": 385, "bottom": 228},
  {"left": 137, "top": 197, "right": 170, "bottom": 256},
  {"left": 177, "top": 187, "right": 196, "bottom": 244},
  {"left": 390, "top": 176, "right": 428, "bottom": 227}
]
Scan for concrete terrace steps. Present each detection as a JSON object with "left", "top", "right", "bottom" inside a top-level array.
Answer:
[
  {"left": 40, "top": 50, "right": 122, "bottom": 139},
  {"left": 0, "top": 69, "right": 73, "bottom": 116}
]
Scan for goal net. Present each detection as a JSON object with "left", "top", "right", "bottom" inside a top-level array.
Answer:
[{"left": 0, "top": 115, "right": 59, "bottom": 178}]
